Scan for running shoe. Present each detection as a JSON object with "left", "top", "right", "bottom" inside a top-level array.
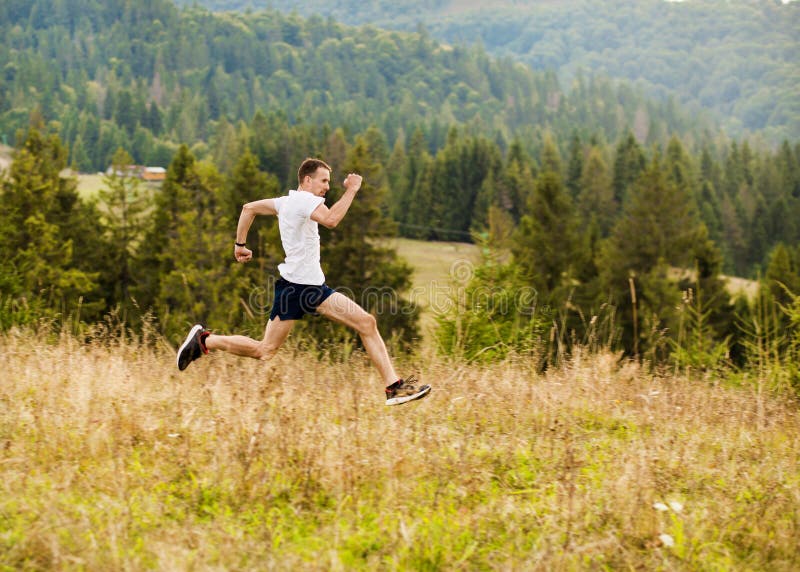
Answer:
[
  {"left": 177, "top": 323, "right": 209, "bottom": 371},
  {"left": 385, "top": 375, "right": 431, "bottom": 406}
]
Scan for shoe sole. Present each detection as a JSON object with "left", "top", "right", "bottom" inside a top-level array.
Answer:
[
  {"left": 386, "top": 384, "right": 431, "bottom": 406},
  {"left": 176, "top": 324, "right": 204, "bottom": 370}
]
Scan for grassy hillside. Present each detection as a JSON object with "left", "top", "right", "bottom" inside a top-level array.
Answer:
[
  {"left": 387, "top": 237, "right": 480, "bottom": 331},
  {"left": 1, "top": 330, "right": 798, "bottom": 569},
  {"left": 74, "top": 173, "right": 107, "bottom": 198}
]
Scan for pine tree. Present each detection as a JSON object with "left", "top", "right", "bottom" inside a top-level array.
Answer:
[
  {"left": 423, "top": 128, "right": 463, "bottom": 239},
  {"left": 211, "top": 118, "right": 242, "bottom": 175},
  {"left": 606, "top": 152, "right": 700, "bottom": 272},
  {"left": 250, "top": 111, "right": 293, "bottom": 185},
  {"left": 69, "top": 134, "right": 92, "bottom": 173},
  {"left": 698, "top": 178, "right": 723, "bottom": 246},
  {"left": 103, "top": 89, "right": 116, "bottom": 121},
  {"left": 0, "top": 126, "right": 103, "bottom": 322},
  {"left": 395, "top": 127, "right": 432, "bottom": 236},
  {"left": 426, "top": 129, "right": 500, "bottom": 241},
  {"left": 611, "top": 130, "right": 646, "bottom": 205},
  {"left": 386, "top": 129, "right": 407, "bottom": 219},
  {"left": 404, "top": 160, "right": 436, "bottom": 239},
  {"left": 768, "top": 197, "right": 797, "bottom": 253},
  {"left": 471, "top": 169, "right": 497, "bottom": 233},
  {"left": 665, "top": 136, "right": 697, "bottom": 204},
  {"left": 600, "top": 151, "right": 703, "bottom": 355},
  {"left": 149, "top": 154, "right": 251, "bottom": 338},
  {"left": 79, "top": 113, "right": 101, "bottom": 170},
  {"left": 540, "top": 132, "right": 562, "bottom": 175},
  {"left": 498, "top": 139, "right": 536, "bottom": 223},
  {"left": 578, "top": 145, "right": 616, "bottom": 237},
  {"left": 114, "top": 89, "right": 137, "bottom": 137},
  {"left": 565, "top": 131, "right": 584, "bottom": 199},
  {"left": 97, "top": 148, "right": 150, "bottom": 309},
  {"left": 323, "top": 127, "right": 349, "bottom": 179},
  {"left": 512, "top": 137, "right": 582, "bottom": 302},
  {"left": 742, "top": 243, "right": 800, "bottom": 363},
  {"left": 134, "top": 144, "right": 197, "bottom": 311},
  {"left": 679, "top": 224, "right": 736, "bottom": 345},
  {"left": 765, "top": 243, "right": 800, "bottom": 309},
  {"left": 747, "top": 196, "right": 770, "bottom": 269},
  {"left": 145, "top": 101, "right": 163, "bottom": 135}
]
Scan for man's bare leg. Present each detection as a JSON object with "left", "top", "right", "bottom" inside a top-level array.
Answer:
[
  {"left": 204, "top": 317, "right": 295, "bottom": 360},
  {"left": 316, "top": 292, "right": 399, "bottom": 385}
]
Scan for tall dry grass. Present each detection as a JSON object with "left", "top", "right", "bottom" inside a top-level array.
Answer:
[{"left": 1, "top": 327, "right": 799, "bottom": 570}]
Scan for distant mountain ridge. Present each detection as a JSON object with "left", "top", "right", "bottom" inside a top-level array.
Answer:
[{"left": 182, "top": 0, "right": 800, "bottom": 143}]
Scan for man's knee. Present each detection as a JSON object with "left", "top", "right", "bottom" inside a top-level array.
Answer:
[
  {"left": 356, "top": 312, "right": 378, "bottom": 336},
  {"left": 254, "top": 342, "right": 280, "bottom": 360}
]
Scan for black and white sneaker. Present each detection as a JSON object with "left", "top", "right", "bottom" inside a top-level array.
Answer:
[
  {"left": 176, "top": 324, "right": 209, "bottom": 371},
  {"left": 385, "top": 376, "right": 431, "bottom": 406}
]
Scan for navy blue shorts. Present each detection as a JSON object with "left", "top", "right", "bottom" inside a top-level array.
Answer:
[{"left": 270, "top": 277, "right": 335, "bottom": 321}]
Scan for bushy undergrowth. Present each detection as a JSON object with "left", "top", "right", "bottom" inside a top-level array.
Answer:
[
  {"left": 435, "top": 259, "right": 547, "bottom": 363},
  {"left": 1, "top": 328, "right": 799, "bottom": 570}
]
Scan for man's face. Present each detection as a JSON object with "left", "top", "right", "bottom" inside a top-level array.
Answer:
[{"left": 305, "top": 168, "right": 331, "bottom": 197}]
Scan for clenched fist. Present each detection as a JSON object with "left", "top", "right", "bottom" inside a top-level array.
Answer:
[
  {"left": 343, "top": 173, "right": 363, "bottom": 192},
  {"left": 234, "top": 244, "right": 252, "bottom": 263}
]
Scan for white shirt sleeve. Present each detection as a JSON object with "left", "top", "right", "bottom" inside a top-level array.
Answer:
[
  {"left": 299, "top": 193, "right": 324, "bottom": 218},
  {"left": 273, "top": 196, "right": 285, "bottom": 213}
]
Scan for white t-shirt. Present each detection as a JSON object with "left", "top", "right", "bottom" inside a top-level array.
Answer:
[{"left": 273, "top": 190, "right": 326, "bottom": 285}]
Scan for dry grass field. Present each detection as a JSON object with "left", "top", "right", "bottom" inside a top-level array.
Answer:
[{"left": 1, "top": 327, "right": 798, "bottom": 570}]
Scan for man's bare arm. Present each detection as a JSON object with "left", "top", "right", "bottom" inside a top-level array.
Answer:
[
  {"left": 236, "top": 199, "right": 277, "bottom": 240},
  {"left": 234, "top": 198, "right": 278, "bottom": 262},
  {"left": 310, "top": 174, "right": 362, "bottom": 229}
]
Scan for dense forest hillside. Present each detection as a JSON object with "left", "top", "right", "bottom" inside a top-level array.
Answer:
[
  {"left": 1, "top": 0, "right": 719, "bottom": 173},
  {"left": 186, "top": 0, "right": 800, "bottom": 143}
]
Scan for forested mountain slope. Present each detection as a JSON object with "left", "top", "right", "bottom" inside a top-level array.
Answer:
[
  {"left": 1, "top": 0, "right": 797, "bottom": 280},
  {"left": 1, "top": 0, "right": 719, "bottom": 172},
  {"left": 186, "top": 0, "right": 800, "bottom": 143}
]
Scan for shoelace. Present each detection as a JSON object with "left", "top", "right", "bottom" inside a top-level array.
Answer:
[{"left": 400, "top": 374, "right": 418, "bottom": 389}]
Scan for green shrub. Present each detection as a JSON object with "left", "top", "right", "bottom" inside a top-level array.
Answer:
[{"left": 435, "top": 253, "right": 547, "bottom": 362}]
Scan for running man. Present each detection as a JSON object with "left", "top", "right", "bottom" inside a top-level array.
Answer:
[{"left": 176, "top": 158, "right": 431, "bottom": 406}]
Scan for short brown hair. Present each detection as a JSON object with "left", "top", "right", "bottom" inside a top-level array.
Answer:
[{"left": 297, "top": 158, "right": 332, "bottom": 185}]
